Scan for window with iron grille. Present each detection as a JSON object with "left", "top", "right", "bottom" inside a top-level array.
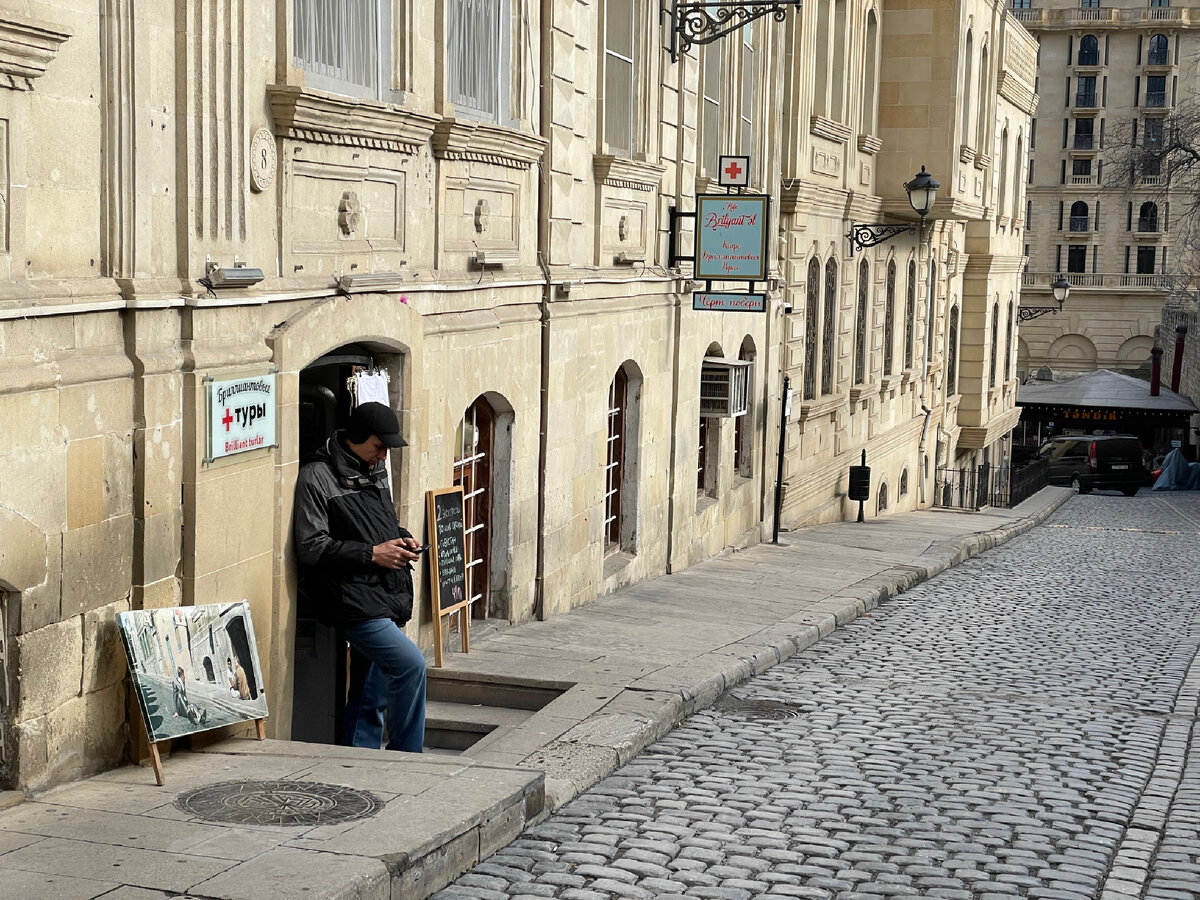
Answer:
[
  {"left": 604, "top": 368, "right": 627, "bottom": 551},
  {"left": 804, "top": 258, "right": 821, "bottom": 400},
  {"left": 989, "top": 303, "right": 999, "bottom": 388},
  {"left": 883, "top": 261, "right": 896, "bottom": 376},
  {"left": 447, "top": 0, "right": 509, "bottom": 122},
  {"left": 734, "top": 341, "right": 755, "bottom": 478},
  {"left": 294, "top": 0, "right": 389, "bottom": 99},
  {"left": 854, "top": 259, "right": 869, "bottom": 385},
  {"left": 453, "top": 397, "right": 494, "bottom": 619},
  {"left": 1005, "top": 302, "right": 1014, "bottom": 381},
  {"left": 904, "top": 260, "right": 916, "bottom": 370},
  {"left": 822, "top": 259, "right": 838, "bottom": 394},
  {"left": 603, "top": 0, "right": 636, "bottom": 156},
  {"left": 946, "top": 306, "right": 960, "bottom": 395},
  {"left": 1070, "top": 200, "right": 1090, "bottom": 231}
]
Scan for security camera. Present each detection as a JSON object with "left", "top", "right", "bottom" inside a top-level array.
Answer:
[{"left": 782, "top": 299, "right": 794, "bottom": 314}]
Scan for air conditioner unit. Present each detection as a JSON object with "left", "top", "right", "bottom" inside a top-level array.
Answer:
[{"left": 699, "top": 358, "right": 752, "bottom": 418}]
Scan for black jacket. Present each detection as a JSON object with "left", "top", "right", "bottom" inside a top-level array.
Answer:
[{"left": 293, "top": 433, "right": 414, "bottom": 625}]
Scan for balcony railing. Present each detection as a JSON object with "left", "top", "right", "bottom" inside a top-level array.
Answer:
[
  {"left": 1146, "top": 91, "right": 1167, "bottom": 108},
  {"left": 1137, "top": 219, "right": 1159, "bottom": 233},
  {"left": 1147, "top": 53, "right": 1170, "bottom": 66},
  {"left": 1073, "top": 133, "right": 1094, "bottom": 149},
  {"left": 1146, "top": 7, "right": 1181, "bottom": 20},
  {"left": 1070, "top": 175, "right": 1095, "bottom": 185},
  {"left": 1076, "top": 93, "right": 1097, "bottom": 108},
  {"left": 1022, "top": 271, "right": 1172, "bottom": 289},
  {"left": 1068, "top": 216, "right": 1092, "bottom": 231},
  {"left": 1014, "top": 7, "right": 1193, "bottom": 27}
]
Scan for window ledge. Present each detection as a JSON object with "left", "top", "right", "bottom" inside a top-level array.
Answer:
[
  {"left": 1134, "top": 230, "right": 1162, "bottom": 242},
  {"left": 810, "top": 115, "right": 852, "bottom": 143},
  {"left": 857, "top": 133, "right": 883, "bottom": 155},
  {"left": 879, "top": 374, "right": 903, "bottom": 392},
  {"left": 849, "top": 384, "right": 880, "bottom": 405},
  {"left": 603, "top": 548, "right": 636, "bottom": 580},
  {"left": 268, "top": 84, "right": 439, "bottom": 154},
  {"left": 696, "top": 494, "right": 718, "bottom": 515},
  {"left": 433, "top": 118, "right": 547, "bottom": 169},
  {"left": 0, "top": 10, "right": 71, "bottom": 91},
  {"left": 594, "top": 154, "right": 666, "bottom": 193},
  {"left": 799, "top": 391, "right": 848, "bottom": 420}
]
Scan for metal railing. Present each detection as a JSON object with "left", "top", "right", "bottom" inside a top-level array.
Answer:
[
  {"left": 1074, "top": 133, "right": 1094, "bottom": 150},
  {"left": 1069, "top": 215, "right": 1092, "bottom": 231},
  {"left": 1146, "top": 91, "right": 1167, "bottom": 108},
  {"left": 934, "top": 459, "right": 1049, "bottom": 511}
]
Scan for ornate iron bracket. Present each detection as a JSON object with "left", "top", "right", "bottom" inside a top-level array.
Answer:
[
  {"left": 668, "top": 1, "right": 799, "bottom": 62},
  {"left": 1017, "top": 306, "right": 1062, "bottom": 322},
  {"left": 847, "top": 221, "right": 916, "bottom": 256}
]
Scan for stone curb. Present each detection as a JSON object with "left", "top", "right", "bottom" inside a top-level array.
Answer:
[{"left": 533, "top": 488, "right": 1073, "bottom": 815}]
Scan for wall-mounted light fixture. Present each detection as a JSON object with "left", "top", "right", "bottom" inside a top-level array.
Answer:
[
  {"left": 337, "top": 271, "right": 408, "bottom": 294},
  {"left": 203, "top": 261, "right": 265, "bottom": 289},
  {"left": 470, "top": 250, "right": 519, "bottom": 269}
]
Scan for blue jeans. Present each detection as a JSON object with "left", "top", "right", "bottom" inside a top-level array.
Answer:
[{"left": 341, "top": 619, "right": 426, "bottom": 753}]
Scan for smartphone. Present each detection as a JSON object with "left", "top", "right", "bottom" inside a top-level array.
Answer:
[{"left": 413, "top": 543, "right": 432, "bottom": 553}]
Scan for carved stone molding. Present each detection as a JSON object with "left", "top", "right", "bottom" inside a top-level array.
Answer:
[
  {"left": 974, "top": 152, "right": 992, "bottom": 171},
  {"left": 593, "top": 154, "right": 667, "bottom": 192},
  {"left": 268, "top": 84, "right": 439, "bottom": 154},
  {"left": 0, "top": 11, "right": 70, "bottom": 91},
  {"left": 959, "top": 144, "right": 976, "bottom": 165},
  {"left": 809, "top": 116, "right": 852, "bottom": 143},
  {"left": 432, "top": 118, "right": 547, "bottom": 169},
  {"left": 998, "top": 72, "right": 1038, "bottom": 117},
  {"left": 856, "top": 134, "right": 883, "bottom": 155}
]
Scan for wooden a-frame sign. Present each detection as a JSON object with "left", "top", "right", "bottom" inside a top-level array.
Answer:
[{"left": 425, "top": 486, "right": 471, "bottom": 667}]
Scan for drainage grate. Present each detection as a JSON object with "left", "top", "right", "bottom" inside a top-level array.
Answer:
[
  {"left": 712, "top": 695, "right": 803, "bottom": 721},
  {"left": 175, "top": 779, "right": 382, "bottom": 827}
]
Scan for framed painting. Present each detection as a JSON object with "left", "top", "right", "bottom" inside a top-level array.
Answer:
[{"left": 117, "top": 601, "right": 269, "bottom": 777}]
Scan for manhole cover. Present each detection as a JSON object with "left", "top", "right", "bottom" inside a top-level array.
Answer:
[
  {"left": 175, "top": 780, "right": 382, "bottom": 827},
  {"left": 712, "top": 696, "right": 802, "bottom": 721}
]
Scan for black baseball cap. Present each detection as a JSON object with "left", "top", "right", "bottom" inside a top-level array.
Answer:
[{"left": 346, "top": 402, "right": 408, "bottom": 447}]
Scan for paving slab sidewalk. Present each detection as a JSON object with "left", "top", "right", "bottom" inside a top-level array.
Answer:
[{"left": 0, "top": 487, "right": 1071, "bottom": 900}]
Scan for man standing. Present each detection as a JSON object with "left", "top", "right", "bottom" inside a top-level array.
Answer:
[{"left": 293, "top": 401, "right": 426, "bottom": 752}]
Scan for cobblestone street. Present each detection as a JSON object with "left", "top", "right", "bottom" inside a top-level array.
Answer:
[{"left": 436, "top": 493, "right": 1200, "bottom": 900}]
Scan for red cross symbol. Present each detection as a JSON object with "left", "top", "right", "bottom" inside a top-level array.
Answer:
[
  {"left": 222, "top": 408, "right": 233, "bottom": 432},
  {"left": 724, "top": 160, "right": 744, "bottom": 181}
]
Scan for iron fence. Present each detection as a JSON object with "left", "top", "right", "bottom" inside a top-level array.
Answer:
[{"left": 934, "top": 458, "right": 1049, "bottom": 511}]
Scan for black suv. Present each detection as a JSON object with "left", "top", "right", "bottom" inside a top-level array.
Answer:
[{"left": 1038, "top": 434, "right": 1149, "bottom": 495}]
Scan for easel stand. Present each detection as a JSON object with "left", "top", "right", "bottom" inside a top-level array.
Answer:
[
  {"left": 145, "top": 717, "right": 267, "bottom": 786},
  {"left": 430, "top": 597, "right": 471, "bottom": 669},
  {"left": 426, "top": 486, "right": 472, "bottom": 668}
]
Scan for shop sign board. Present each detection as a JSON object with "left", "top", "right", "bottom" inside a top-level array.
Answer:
[
  {"left": 692, "top": 292, "right": 766, "bottom": 313},
  {"left": 694, "top": 194, "right": 769, "bottom": 281},
  {"left": 207, "top": 374, "right": 277, "bottom": 461}
]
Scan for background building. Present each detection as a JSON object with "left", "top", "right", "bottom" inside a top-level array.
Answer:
[
  {"left": 1014, "top": 0, "right": 1200, "bottom": 378},
  {"left": 0, "top": 0, "right": 1032, "bottom": 791}
]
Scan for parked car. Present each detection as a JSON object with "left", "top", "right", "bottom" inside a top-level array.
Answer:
[{"left": 1038, "top": 434, "right": 1148, "bottom": 495}]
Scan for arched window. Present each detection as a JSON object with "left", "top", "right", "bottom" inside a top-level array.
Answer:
[
  {"left": 854, "top": 259, "right": 869, "bottom": 384},
  {"left": 804, "top": 258, "right": 821, "bottom": 400},
  {"left": 961, "top": 31, "right": 974, "bottom": 146},
  {"left": 904, "top": 258, "right": 916, "bottom": 369},
  {"left": 877, "top": 482, "right": 888, "bottom": 514},
  {"left": 883, "top": 260, "right": 896, "bottom": 375},
  {"left": 1139, "top": 201, "right": 1159, "bottom": 232},
  {"left": 734, "top": 337, "right": 756, "bottom": 478},
  {"left": 947, "top": 306, "right": 960, "bottom": 395},
  {"left": 822, "top": 258, "right": 838, "bottom": 394},
  {"left": 998, "top": 127, "right": 1010, "bottom": 214},
  {"left": 862, "top": 10, "right": 879, "bottom": 135},
  {"left": 1070, "top": 200, "right": 1090, "bottom": 232},
  {"left": 1078, "top": 34, "right": 1099, "bottom": 66},
  {"left": 1005, "top": 301, "right": 1014, "bottom": 382},
  {"left": 1148, "top": 34, "right": 1169, "bottom": 66},
  {"left": 698, "top": 345, "right": 723, "bottom": 499},
  {"left": 899, "top": 468, "right": 909, "bottom": 497},
  {"left": 605, "top": 362, "right": 642, "bottom": 553},
  {"left": 989, "top": 303, "right": 1000, "bottom": 388},
  {"left": 976, "top": 44, "right": 990, "bottom": 151}
]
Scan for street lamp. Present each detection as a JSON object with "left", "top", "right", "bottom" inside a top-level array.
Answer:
[
  {"left": 1019, "top": 276, "right": 1071, "bottom": 322},
  {"left": 904, "top": 166, "right": 940, "bottom": 221}
]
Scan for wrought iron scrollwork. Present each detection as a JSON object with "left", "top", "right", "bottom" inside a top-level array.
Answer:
[
  {"left": 847, "top": 221, "right": 916, "bottom": 256},
  {"left": 1017, "top": 306, "right": 1062, "bottom": 322},
  {"left": 669, "top": 1, "right": 798, "bottom": 62}
]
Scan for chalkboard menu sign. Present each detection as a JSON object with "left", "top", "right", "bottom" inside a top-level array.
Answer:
[{"left": 425, "top": 486, "right": 470, "bottom": 666}]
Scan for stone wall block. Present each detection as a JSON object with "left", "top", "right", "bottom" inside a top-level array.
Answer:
[
  {"left": 61, "top": 514, "right": 134, "bottom": 619},
  {"left": 11, "top": 716, "right": 48, "bottom": 790},
  {"left": 59, "top": 378, "right": 133, "bottom": 442},
  {"left": 66, "top": 435, "right": 106, "bottom": 529},
  {"left": 82, "top": 598, "right": 132, "bottom": 694},
  {"left": 135, "top": 507, "right": 183, "bottom": 587},
  {"left": 15, "top": 618, "right": 83, "bottom": 722}
]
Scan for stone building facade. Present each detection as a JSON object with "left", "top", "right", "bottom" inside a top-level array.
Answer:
[
  {"left": 0, "top": 0, "right": 1032, "bottom": 791},
  {"left": 1015, "top": 0, "right": 1200, "bottom": 377}
]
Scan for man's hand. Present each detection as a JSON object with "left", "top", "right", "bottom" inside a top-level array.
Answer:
[{"left": 372, "top": 537, "right": 421, "bottom": 569}]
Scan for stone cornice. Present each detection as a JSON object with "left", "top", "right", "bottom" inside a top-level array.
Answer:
[
  {"left": 0, "top": 10, "right": 70, "bottom": 91},
  {"left": 268, "top": 84, "right": 439, "bottom": 154},
  {"left": 432, "top": 118, "right": 547, "bottom": 169},
  {"left": 810, "top": 116, "right": 853, "bottom": 143},
  {"left": 857, "top": 134, "right": 883, "bottom": 155},
  {"left": 593, "top": 154, "right": 666, "bottom": 192},
  {"left": 998, "top": 72, "right": 1039, "bottom": 117}
]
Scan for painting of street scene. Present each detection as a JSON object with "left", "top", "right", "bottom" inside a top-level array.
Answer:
[{"left": 117, "top": 602, "right": 268, "bottom": 742}]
